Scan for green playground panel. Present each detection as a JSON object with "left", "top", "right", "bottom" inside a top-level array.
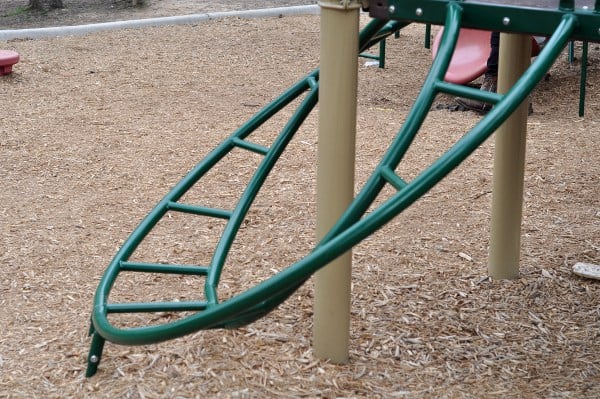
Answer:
[{"left": 370, "top": 0, "right": 600, "bottom": 42}]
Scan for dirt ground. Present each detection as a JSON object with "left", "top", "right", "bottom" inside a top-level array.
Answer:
[{"left": 1, "top": 4, "right": 599, "bottom": 399}]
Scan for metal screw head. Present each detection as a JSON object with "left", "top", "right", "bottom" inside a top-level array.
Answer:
[
  {"left": 416, "top": 8, "right": 423, "bottom": 16},
  {"left": 388, "top": 5, "right": 396, "bottom": 13},
  {"left": 502, "top": 17, "right": 510, "bottom": 25},
  {"left": 89, "top": 355, "right": 99, "bottom": 363}
]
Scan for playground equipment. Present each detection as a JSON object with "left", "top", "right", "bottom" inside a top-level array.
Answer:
[
  {"left": 431, "top": 28, "right": 541, "bottom": 84},
  {"left": 0, "top": 50, "right": 19, "bottom": 75},
  {"left": 430, "top": 26, "right": 599, "bottom": 117},
  {"left": 433, "top": 28, "right": 493, "bottom": 83},
  {"left": 86, "top": 0, "right": 600, "bottom": 377},
  {"left": 567, "top": 39, "right": 592, "bottom": 116}
]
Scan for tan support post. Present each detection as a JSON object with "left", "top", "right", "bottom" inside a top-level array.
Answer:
[
  {"left": 313, "top": 0, "right": 361, "bottom": 363},
  {"left": 488, "top": 33, "right": 532, "bottom": 279}
]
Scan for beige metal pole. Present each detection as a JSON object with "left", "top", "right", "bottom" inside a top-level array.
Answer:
[
  {"left": 313, "top": 0, "right": 360, "bottom": 363},
  {"left": 488, "top": 33, "right": 532, "bottom": 279}
]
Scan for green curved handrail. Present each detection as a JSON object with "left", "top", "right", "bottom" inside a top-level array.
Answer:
[{"left": 87, "top": 4, "right": 578, "bottom": 377}]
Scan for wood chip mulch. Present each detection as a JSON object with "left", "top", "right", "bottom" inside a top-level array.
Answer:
[{"left": 1, "top": 15, "right": 598, "bottom": 398}]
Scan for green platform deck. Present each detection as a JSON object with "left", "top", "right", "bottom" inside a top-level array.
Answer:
[{"left": 370, "top": 0, "right": 600, "bottom": 42}]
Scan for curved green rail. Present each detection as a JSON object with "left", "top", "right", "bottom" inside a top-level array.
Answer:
[{"left": 87, "top": 5, "right": 578, "bottom": 377}]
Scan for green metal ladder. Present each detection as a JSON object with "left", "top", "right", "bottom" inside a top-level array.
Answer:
[{"left": 86, "top": 4, "right": 579, "bottom": 377}]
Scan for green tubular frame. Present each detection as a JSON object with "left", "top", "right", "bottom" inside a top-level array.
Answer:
[{"left": 87, "top": 1, "right": 584, "bottom": 377}]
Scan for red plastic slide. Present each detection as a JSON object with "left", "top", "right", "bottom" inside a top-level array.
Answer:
[{"left": 432, "top": 28, "right": 541, "bottom": 85}]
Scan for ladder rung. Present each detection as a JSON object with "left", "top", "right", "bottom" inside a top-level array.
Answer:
[
  {"left": 231, "top": 137, "right": 269, "bottom": 155},
  {"left": 120, "top": 261, "right": 210, "bottom": 276},
  {"left": 435, "top": 81, "right": 502, "bottom": 105},
  {"left": 106, "top": 301, "right": 209, "bottom": 313},
  {"left": 167, "top": 201, "right": 232, "bottom": 219},
  {"left": 380, "top": 166, "right": 408, "bottom": 191}
]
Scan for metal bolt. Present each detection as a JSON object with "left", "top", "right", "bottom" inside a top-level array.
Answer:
[
  {"left": 416, "top": 8, "right": 423, "bottom": 17},
  {"left": 502, "top": 17, "right": 510, "bottom": 26},
  {"left": 389, "top": 5, "right": 396, "bottom": 13},
  {"left": 89, "top": 355, "right": 99, "bottom": 363}
]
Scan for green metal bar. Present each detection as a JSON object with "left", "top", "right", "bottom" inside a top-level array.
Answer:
[
  {"left": 85, "top": 333, "right": 105, "bottom": 377},
  {"left": 87, "top": 318, "right": 95, "bottom": 336},
  {"left": 569, "top": 40, "right": 575, "bottom": 63},
  {"left": 424, "top": 23, "right": 431, "bottom": 49},
  {"left": 579, "top": 40, "right": 588, "bottom": 117},
  {"left": 230, "top": 137, "right": 269, "bottom": 155},
  {"left": 119, "top": 261, "right": 210, "bottom": 276},
  {"left": 359, "top": 52, "right": 382, "bottom": 61},
  {"left": 379, "top": 166, "right": 408, "bottom": 190},
  {"left": 435, "top": 80, "right": 502, "bottom": 104},
  {"left": 166, "top": 201, "right": 232, "bottom": 219},
  {"left": 379, "top": 38, "right": 386, "bottom": 68},
  {"left": 106, "top": 301, "right": 208, "bottom": 313}
]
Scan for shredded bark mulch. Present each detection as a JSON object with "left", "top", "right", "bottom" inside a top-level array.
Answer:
[{"left": 1, "top": 12, "right": 598, "bottom": 399}]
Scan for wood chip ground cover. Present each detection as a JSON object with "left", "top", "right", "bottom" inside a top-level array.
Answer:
[{"left": 0, "top": 14, "right": 599, "bottom": 398}]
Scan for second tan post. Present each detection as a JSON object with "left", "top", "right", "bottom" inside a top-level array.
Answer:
[
  {"left": 488, "top": 33, "right": 532, "bottom": 279},
  {"left": 313, "top": 0, "right": 360, "bottom": 363}
]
